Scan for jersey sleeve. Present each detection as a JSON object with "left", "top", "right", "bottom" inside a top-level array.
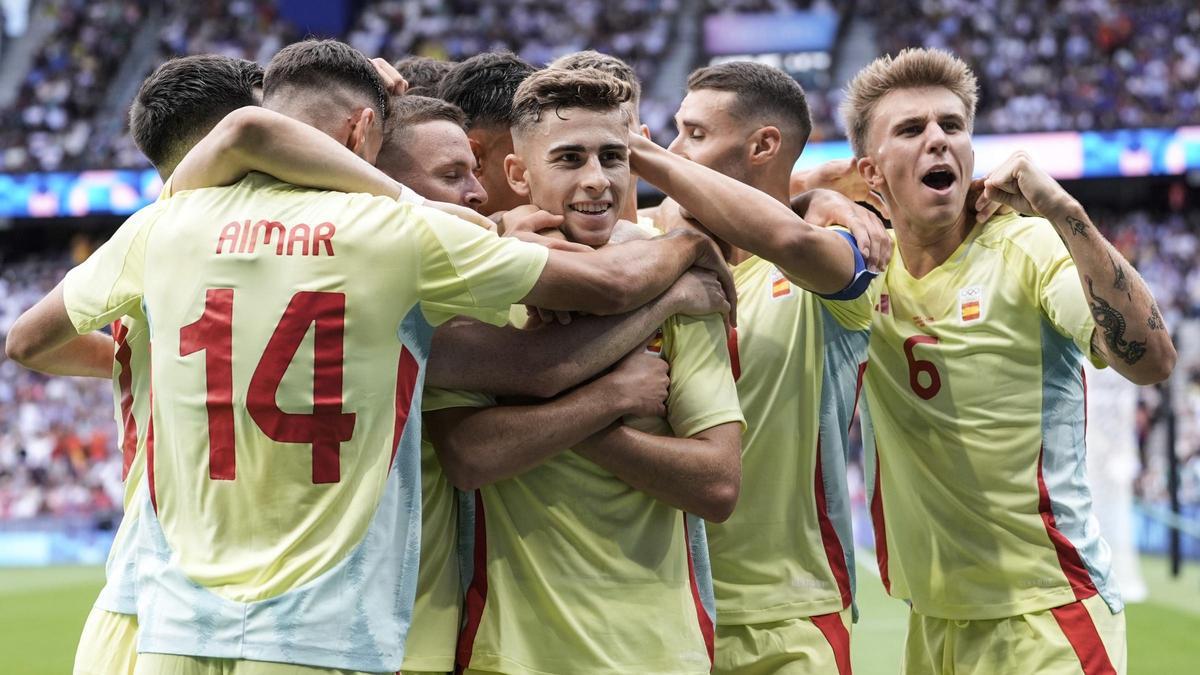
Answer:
[
  {"left": 61, "top": 202, "right": 164, "bottom": 334},
  {"left": 412, "top": 205, "right": 549, "bottom": 327},
  {"left": 660, "top": 314, "right": 745, "bottom": 438},
  {"left": 422, "top": 387, "right": 495, "bottom": 413},
  {"left": 1019, "top": 218, "right": 1104, "bottom": 367}
]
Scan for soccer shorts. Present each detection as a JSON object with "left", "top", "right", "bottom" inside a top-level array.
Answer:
[
  {"left": 713, "top": 608, "right": 853, "bottom": 675},
  {"left": 902, "top": 594, "right": 1126, "bottom": 675},
  {"left": 133, "top": 654, "right": 386, "bottom": 675},
  {"left": 74, "top": 607, "right": 138, "bottom": 675}
]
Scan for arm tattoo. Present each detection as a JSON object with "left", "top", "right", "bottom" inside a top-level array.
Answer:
[
  {"left": 1086, "top": 276, "right": 1146, "bottom": 365},
  {"left": 1148, "top": 303, "right": 1164, "bottom": 331},
  {"left": 1066, "top": 215, "right": 1090, "bottom": 238},
  {"left": 1109, "top": 252, "right": 1131, "bottom": 300}
]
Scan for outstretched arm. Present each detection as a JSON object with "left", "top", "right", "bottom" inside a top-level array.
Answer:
[
  {"left": 427, "top": 268, "right": 729, "bottom": 397},
  {"left": 170, "top": 106, "right": 405, "bottom": 197},
  {"left": 629, "top": 133, "right": 858, "bottom": 296},
  {"left": 522, "top": 227, "right": 737, "bottom": 322},
  {"left": 982, "top": 151, "right": 1176, "bottom": 384}
]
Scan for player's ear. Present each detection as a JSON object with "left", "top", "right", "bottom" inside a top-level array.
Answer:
[
  {"left": 467, "top": 134, "right": 485, "bottom": 174},
  {"left": 639, "top": 123, "right": 651, "bottom": 140},
  {"left": 504, "top": 153, "right": 531, "bottom": 198},
  {"left": 858, "top": 154, "right": 884, "bottom": 191},
  {"left": 749, "top": 126, "right": 782, "bottom": 166},
  {"left": 347, "top": 107, "right": 376, "bottom": 159}
]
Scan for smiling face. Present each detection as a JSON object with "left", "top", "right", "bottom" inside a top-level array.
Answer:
[
  {"left": 380, "top": 119, "right": 486, "bottom": 208},
  {"left": 858, "top": 86, "right": 974, "bottom": 231},
  {"left": 507, "top": 106, "right": 630, "bottom": 247}
]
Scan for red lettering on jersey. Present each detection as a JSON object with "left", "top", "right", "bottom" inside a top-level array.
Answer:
[
  {"left": 253, "top": 219, "right": 287, "bottom": 255},
  {"left": 216, "top": 220, "right": 242, "bottom": 254},
  {"left": 217, "top": 219, "right": 338, "bottom": 257},
  {"left": 313, "top": 222, "right": 336, "bottom": 256},
  {"left": 286, "top": 223, "right": 311, "bottom": 256}
]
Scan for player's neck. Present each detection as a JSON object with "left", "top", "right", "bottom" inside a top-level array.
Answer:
[{"left": 892, "top": 207, "right": 972, "bottom": 279}]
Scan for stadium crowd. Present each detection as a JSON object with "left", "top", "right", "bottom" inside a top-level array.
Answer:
[
  {"left": 7, "top": 0, "right": 1200, "bottom": 172},
  {"left": 0, "top": 255, "right": 121, "bottom": 520}
]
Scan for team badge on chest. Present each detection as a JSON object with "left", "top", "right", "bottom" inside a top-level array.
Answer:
[
  {"left": 959, "top": 285, "right": 985, "bottom": 324},
  {"left": 769, "top": 267, "right": 792, "bottom": 299}
]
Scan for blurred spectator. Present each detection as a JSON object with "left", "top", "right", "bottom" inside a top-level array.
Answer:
[{"left": 0, "top": 255, "right": 120, "bottom": 520}]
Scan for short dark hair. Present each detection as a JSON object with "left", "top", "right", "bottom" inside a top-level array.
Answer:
[
  {"left": 511, "top": 68, "right": 632, "bottom": 134},
  {"left": 550, "top": 50, "right": 641, "bottom": 107},
  {"left": 129, "top": 55, "right": 263, "bottom": 176},
  {"left": 385, "top": 95, "right": 467, "bottom": 142},
  {"left": 687, "top": 61, "right": 813, "bottom": 152},
  {"left": 264, "top": 39, "right": 388, "bottom": 121},
  {"left": 437, "top": 51, "right": 536, "bottom": 129},
  {"left": 393, "top": 56, "right": 455, "bottom": 97}
]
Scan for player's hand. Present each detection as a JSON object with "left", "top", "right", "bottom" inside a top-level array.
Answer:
[
  {"left": 792, "top": 158, "right": 889, "bottom": 218},
  {"left": 967, "top": 178, "right": 1014, "bottom": 224},
  {"left": 497, "top": 204, "right": 566, "bottom": 237},
  {"left": 371, "top": 58, "right": 408, "bottom": 96},
  {"left": 606, "top": 347, "right": 670, "bottom": 418},
  {"left": 523, "top": 303, "right": 574, "bottom": 327},
  {"left": 979, "top": 151, "right": 1073, "bottom": 220},
  {"left": 796, "top": 188, "right": 892, "bottom": 273},
  {"left": 676, "top": 228, "right": 737, "bottom": 327},
  {"left": 667, "top": 268, "right": 730, "bottom": 319}
]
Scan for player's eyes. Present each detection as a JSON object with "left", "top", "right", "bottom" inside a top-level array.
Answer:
[
  {"left": 689, "top": 130, "right": 704, "bottom": 139},
  {"left": 558, "top": 153, "right": 580, "bottom": 164},
  {"left": 942, "top": 121, "right": 963, "bottom": 132},
  {"left": 601, "top": 151, "right": 625, "bottom": 163},
  {"left": 901, "top": 125, "right": 922, "bottom": 136}
]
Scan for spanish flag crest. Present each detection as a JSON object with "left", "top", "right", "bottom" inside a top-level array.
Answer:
[
  {"left": 959, "top": 285, "right": 984, "bottom": 324},
  {"left": 644, "top": 328, "right": 665, "bottom": 356},
  {"left": 770, "top": 267, "right": 792, "bottom": 299}
]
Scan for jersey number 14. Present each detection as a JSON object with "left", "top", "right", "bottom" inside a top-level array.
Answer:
[{"left": 180, "top": 288, "right": 357, "bottom": 484}]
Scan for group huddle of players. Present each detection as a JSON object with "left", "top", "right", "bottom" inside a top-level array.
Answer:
[{"left": 5, "top": 36, "right": 1177, "bottom": 675}]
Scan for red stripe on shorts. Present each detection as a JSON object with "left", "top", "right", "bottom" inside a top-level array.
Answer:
[
  {"left": 1050, "top": 600, "right": 1117, "bottom": 675},
  {"left": 811, "top": 611, "right": 853, "bottom": 675}
]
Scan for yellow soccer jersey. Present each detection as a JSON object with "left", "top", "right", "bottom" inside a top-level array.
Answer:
[
  {"left": 707, "top": 255, "right": 873, "bottom": 625},
  {"left": 59, "top": 173, "right": 549, "bottom": 672},
  {"left": 862, "top": 212, "right": 1120, "bottom": 621},
  {"left": 431, "top": 308, "right": 744, "bottom": 675}
]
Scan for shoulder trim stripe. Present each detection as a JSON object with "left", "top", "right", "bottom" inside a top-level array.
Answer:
[
  {"left": 455, "top": 490, "right": 488, "bottom": 672},
  {"left": 814, "top": 440, "right": 853, "bottom": 608},
  {"left": 389, "top": 348, "right": 419, "bottom": 472},
  {"left": 868, "top": 443, "right": 892, "bottom": 594},
  {"left": 113, "top": 320, "right": 138, "bottom": 480},
  {"left": 684, "top": 516, "right": 715, "bottom": 666}
]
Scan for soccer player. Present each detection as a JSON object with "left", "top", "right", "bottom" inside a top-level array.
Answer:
[
  {"left": 65, "top": 54, "right": 264, "bottom": 675},
  {"left": 427, "top": 67, "right": 745, "bottom": 675},
  {"left": 375, "top": 95, "right": 487, "bottom": 210},
  {"left": 548, "top": 50, "right": 649, "bottom": 224},
  {"left": 437, "top": 51, "right": 536, "bottom": 214},
  {"left": 653, "top": 61, "right": 877, "bottom": 675},
  {"left": 844, "top": 48, "right": 1175, "bottom": 673},
  {"left": 393, "top": 55, "right": 454, "bottom": 96},
  {"left": 6, "top": 41, "right": 732, "bottom": 675}
]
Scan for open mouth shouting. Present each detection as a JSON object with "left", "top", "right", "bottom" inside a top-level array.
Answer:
[{"left": 920, "top": 163, "right": 957, "bottom": 194}]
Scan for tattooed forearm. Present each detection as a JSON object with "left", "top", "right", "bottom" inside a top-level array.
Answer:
[
  {"left": 1066, "top": 216, "right": 1090, "bottom": 238},
  {"left": 1086, "top": 276, "right": 1147, "bottom": 365},
  {"left": 1148, "top": 303, "right": 1164, "bottom": 331},
  {"left": 1109, "top": 252, "right": 1131, "bottom": 299}
]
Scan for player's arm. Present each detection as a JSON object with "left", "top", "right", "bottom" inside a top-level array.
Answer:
[
  {"left": 426, "top": 351, "right": 669, "bottom": 490},
  {"left": 522, "top": 227, "right": 737, "bottom": 321},
  {"left": 981, "top": 151, "right": 1176, "bottom": 384},
  {"left": 5, "top": 283, "right": 113, "bottom": 378},
  {"left": 426, "top": 269, "right": 729, "bottom": 397},
  {"left": 574, "top": 422, "right": 742, "bottom": 522},
  {"left": 629, "top": 133, "right": 862, "bottom": 297},
  {"left": 170, "top": 106, "right": 405, "bottom": 197}
]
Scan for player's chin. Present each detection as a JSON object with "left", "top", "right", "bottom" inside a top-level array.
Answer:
[{"left": 564, "top": 213, "right": 617, "bottom": 248}]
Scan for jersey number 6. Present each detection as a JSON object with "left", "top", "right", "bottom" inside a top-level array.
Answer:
[
  {"left": 180, "top": 288, "right": 357, "bottom": 484},
  {"left": 903, "top": 334, "right": 941, "bottom": 400}
]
